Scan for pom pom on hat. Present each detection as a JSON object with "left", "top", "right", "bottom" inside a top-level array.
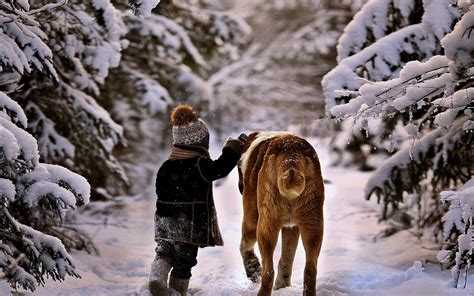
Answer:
[{"left": 171, "top": 104, "right": 197, "bottom": 126}]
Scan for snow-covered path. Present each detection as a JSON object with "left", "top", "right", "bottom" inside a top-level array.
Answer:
[{"left": 5, "top": 141, "right": 474, "bottom": 295}]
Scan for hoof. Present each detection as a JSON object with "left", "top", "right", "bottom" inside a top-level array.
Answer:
[
  {"left": 274, "top": 275, "right": 291, "bottom": 290},
  {"left": 149, "top": 280, "right": 169, "bottom": 296},
  {"left": 245, "top": 259, "right": 261, "bottom": 283}
]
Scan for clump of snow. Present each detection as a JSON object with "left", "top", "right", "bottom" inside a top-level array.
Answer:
[
  {"left": 0, "top": 178, "right": 15, "bottom": 203},
  {"left": 0, "top": 117, "right": 39, "bottom": 166},
  {"left": 0, "top": 92, "right": 27, "bottom": 128},
  {"left": 42, "top": 164, "right": 91, "bottom": 205},
  {"left": 435, "top": 107, "right": 463, "bottom": 129},
  {"left": 422, "top": 0, "right": 460, "bottom": 44},
  {"left": 23, "top": 181, "right": 76, "bottom": 209},
  {"left": 23, "top": 164, "right": 91, "bottom": 205},
  {"left": 441, "top": 5, "right": 474, "bottom": 79},
  {"left": 0, "top": 126, "right": 21, "bottom": 161},
  {"left": 134, "top": 0, "right": 161, "bottom": 18}
]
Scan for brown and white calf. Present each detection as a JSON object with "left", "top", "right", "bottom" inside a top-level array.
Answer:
[{"left": 238, "top": 132, "right": 324, "bottom": 296}]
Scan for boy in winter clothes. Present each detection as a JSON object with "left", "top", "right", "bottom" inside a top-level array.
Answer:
[{"left": 149, "top": 104, "right": 247, "bottom": 296}]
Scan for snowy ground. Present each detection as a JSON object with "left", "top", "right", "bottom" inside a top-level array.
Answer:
[{"left": 2, "top": 140, "right": 474, "bottom": 295}]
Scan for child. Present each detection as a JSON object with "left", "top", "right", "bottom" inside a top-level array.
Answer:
[{"left": 149, "top": 104, "right": 247, "bottom": 295}]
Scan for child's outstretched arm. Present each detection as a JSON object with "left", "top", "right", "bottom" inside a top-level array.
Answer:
[{"left": 198, "top": 134, "right": 247, "bottom": 182}]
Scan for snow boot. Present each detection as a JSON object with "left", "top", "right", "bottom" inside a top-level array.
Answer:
[
  {"left": 169, "top": 276, "right": 190, "bottom": 296},
  {"left": 149, "top": 259, "right": 172, "bottom": 296}
]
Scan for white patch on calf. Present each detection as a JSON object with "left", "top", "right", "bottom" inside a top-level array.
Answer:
[{"left": 240, "top": 131, "right": 293, "bottom": 178}]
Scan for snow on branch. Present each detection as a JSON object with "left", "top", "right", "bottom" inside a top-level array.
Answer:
[
  {"left": 365, "top": 127, "right": 442, "bottom": 200},
  {"left": 337, "top": 0, "right": 423, "bottom": 61},
  {"left": 25, "top": 103, "right": 75, "bottom": 163},
  {"left": 0, "top": 178, "right": 15, "bottom": 204},
  {"left": 0, "top": 3, "right": 58, "bottom": 80},
  {"left": 365, "top": 112, "right": 471, "bottom": 216},
  {"left": 16, "top": 223, "right": 80, "bottom": 284},
  {"left": 0, "top": 116, "right": 39, "bottom": 167},
  {"left": 128, "top": 0, "right": 160, "bottom": 18},
  {"left": 63, "top": 83, "right": 123, "bottom": 149},
  {"left": 58, "top": 1, "right": 125, "bottom": 89},
  {"left": 122, "top": 65, "right": 173, "bottom": 115},
  {"left": 439, "top": 177, "right": 474, "bottom": 288},
  {"left": 442, "top": 2, "right": 474, "bottom": 80},
  {"left": 0, "top": 91, "right": 27, "bottom": 129},
  {"left": 329, "top": 55, "right": 454, "bottom": 119},
  {"left": 22, "top": 163, "right": 90, "bottom": 206},
  {"left": 126, "top": 12, "right": 208, "bottom": 68},
  {"left": 322, "top": 0, "right": 459, "bottom": 112},
  {"left": 22, "top": 181, "right": 77, "bottom": 211}
]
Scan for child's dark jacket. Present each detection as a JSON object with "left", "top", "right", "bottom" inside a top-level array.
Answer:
[{"left": 155, "top": 144, "right": 240, "bottom": 247}]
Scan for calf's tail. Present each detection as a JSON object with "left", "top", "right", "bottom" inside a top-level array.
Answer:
[{"left": 277, "top": 165, "right": 305, "bottom": 200}]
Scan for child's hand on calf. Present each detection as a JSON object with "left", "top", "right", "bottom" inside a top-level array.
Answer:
[{"left": 224, "top": 133, "right": 248, "bottom": 155}]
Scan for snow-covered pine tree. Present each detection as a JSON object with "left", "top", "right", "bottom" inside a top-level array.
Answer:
[
  {"left": 100, "top": 0, "right": 250, "bottom": 193},
  {"left": 1, "top": 0, "right": 129, "bottom": 199},
  {"left": 322, "top": 0, "right": 457, "bottom": 170},
  {"left": 0, "top": 91, "right": 90, "bottom": 291},
  {"left": 322, "top": 0, "right": 473, "bottom": 238},
  {"left": 2, "top": 0, "right": 250, "bottom": 195},
  {"left": 1, "top": 2, "right": 127, "bottom": 291}
]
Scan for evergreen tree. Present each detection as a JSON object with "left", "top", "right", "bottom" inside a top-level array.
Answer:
[
  {"left": 0, "top": 91, "right": 90, "bottom": 291},
  {"left": 102, "top": 0, "right": 250, "bottom": 193},
  {"left": 322, "top": 0, "right": 473, "bottom": 267},
  {"left": 1, "top": 0, "right": 129, "bottom": 198},
  {"left": 1, "top": 0, "right": 249, "bottom": 196},
  {"left": 0, "top": 1, "right": 100, "bottom": 290}
]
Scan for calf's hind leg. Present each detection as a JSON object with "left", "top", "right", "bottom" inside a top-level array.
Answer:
[
  {"left": 274, "top": 226, "right": 300, "bottom": 290},
  {"left": 257, "top": 220, "right": 280, "bottom": 296},
  {"left": 300, "top": 226, "right": 323, "bottom": 296}
]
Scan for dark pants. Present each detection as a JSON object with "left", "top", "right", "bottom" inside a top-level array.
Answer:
[{"left": 154, "top": 239, "right": 198, "bottom": 279}]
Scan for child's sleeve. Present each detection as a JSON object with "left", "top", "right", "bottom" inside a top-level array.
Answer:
[{"left": 197, "top": 138, "right": 245, "bottom": 182}]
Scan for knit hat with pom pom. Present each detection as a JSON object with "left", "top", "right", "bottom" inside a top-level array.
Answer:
[{"left": 171, "top": 104, "right": 209, "bottom": 147}]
